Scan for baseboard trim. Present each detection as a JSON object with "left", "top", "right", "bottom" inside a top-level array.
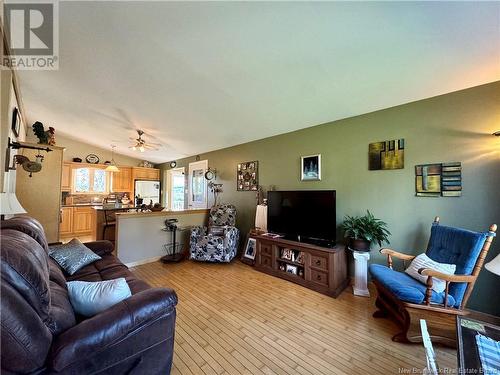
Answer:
[{"left": 125, "top": 256, "right": 163, "bottom": 268}]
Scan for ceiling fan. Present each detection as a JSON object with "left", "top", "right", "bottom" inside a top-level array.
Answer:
[{"left": 128, "top": 130, "right": 160, "bottom": 152}]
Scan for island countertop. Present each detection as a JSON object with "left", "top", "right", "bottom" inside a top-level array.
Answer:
[{"left": 115, "top": 208, "right": 209, "bottom": 219}]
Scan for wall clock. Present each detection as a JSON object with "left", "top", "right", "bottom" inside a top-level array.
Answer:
[
  {"left": 170, "top": 161, "right": 177, "bottom": 168},
  {"left": 86, "top": 154, "right": 99, "bottom": 164}
]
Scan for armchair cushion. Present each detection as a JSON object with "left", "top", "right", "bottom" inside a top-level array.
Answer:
[
  {"left": 426, "top": 224, "right": 488, "bottom": 307},
  {"left": 369, "top": 264, "right": 456, "bottom": 306},
  {"left": 405, "top": 253, "right": 456, "bottom": 293}
]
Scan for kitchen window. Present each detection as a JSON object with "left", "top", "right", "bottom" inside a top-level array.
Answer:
[{"left": 73, "top": 167, "right": 110, "bottom": 194}]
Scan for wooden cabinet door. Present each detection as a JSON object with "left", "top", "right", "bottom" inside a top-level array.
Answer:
[
  {"left": 61, "top": 163, "right": 72, "bottom": 191},
  {"left": 112, "top": 167, "right": 132, "bottom": 192},
  {"left": 146, "top": 168, "right": 159, "bottom": 180},
  {"left": 73, "top": 207, "right": 94, "bottom": 234},
  {"left": 60, "top": 207, "right": 73, "bottom": 235},
  {"left": 133, "top": 167, "right": 159, "bottom": 181}
]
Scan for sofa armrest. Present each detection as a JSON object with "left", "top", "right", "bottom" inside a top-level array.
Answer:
[
  {"left": 83, "top": 240, "right": 114, "bottom": 256},
  {"left": 48, "top": 287, "right": 178, "bottom": 372}
]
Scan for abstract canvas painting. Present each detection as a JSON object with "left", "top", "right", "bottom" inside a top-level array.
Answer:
[
  {"left": 369, "top": 139, "right": 405, "bottom": 170},
  {"left": 415, "top": 162, "right": 462, "bottom": 197}
]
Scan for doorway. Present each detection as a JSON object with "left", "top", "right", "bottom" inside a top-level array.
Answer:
[
  {"left": 166, "top": 167, "right": 185, "bottom": 211},
  {"left": 188, "top": 160, "right": 208, "bottom": 209}
]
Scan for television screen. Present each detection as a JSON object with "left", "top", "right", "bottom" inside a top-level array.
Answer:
[{"left": 267, "top": 190, "right": 336, "bottom": 247}]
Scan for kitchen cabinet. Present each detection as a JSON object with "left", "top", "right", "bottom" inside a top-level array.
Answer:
[
  {"left": 59, "top": 207, "right": 73, "bottom": 236},
  {"left": 112, "top": 167, "right": 132, "bottom": 192},
  {"left": 132, "top": 167, "right": 159, "bottom": 181},
  {"left": 61, "top": 163, "right": 72, "bottom": 191},
  {"left": 72, "top": 207, "right": 94, "bottom": 234}
]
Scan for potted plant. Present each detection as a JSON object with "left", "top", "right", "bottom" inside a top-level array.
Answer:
[{"left": 341, "top": 210, "right": 391, "bottom": 251}]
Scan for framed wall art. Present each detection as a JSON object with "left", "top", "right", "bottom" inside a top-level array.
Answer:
[
  {"left": 301, "top": 154, "right": 321, "bottom": 181},
  {"left": 11, "top": 107, "right": 21, "bottom": 138},
  {"left": 237, "top": 161, "right": 258, "bottom": 191},
  {"left": 369, "top": 139, "right": 404, "bottom": 170},
  {"left": 415, "top": 162, "right": 462, "bottom": 197}
]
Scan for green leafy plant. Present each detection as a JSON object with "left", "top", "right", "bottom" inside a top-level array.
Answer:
[{"left": 341, "top": 210, "right": 391, "bottom": 247}]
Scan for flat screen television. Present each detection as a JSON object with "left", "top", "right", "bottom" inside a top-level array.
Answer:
[{"left": 267, "top": 190, "right": 336, "bottom": 248}]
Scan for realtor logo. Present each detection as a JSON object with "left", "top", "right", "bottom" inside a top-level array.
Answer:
[{"left": 2, "top": 1, "right": 59, "bottom": 70}]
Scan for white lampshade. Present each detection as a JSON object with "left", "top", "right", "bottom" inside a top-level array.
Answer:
[
  {"left": 255, "top": 204, "right": 267, "bottom": 231},
  {"left": 485, "top": 254, "right": 500, "bottom": 276},
  {"left": 105, "top": 164, "right": 120, "bottom": 172},
  {"left": 0, "top": 192, "right": 27, "bottom": 215}
]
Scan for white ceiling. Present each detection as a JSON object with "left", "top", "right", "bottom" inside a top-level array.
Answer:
[{"left": 18, "top": 1, "right": 500, "bottom": 163}]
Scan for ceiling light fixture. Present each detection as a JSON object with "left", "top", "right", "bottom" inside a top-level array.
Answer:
[
  {"left": 128, "top": 129, "right": 160, "bottom": 152},
  {"left": 105, "top": 145, "right": 120, "bottom": 172}
]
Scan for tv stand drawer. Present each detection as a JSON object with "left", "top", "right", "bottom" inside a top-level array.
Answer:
[
  {"left": 259, "top": 242, "right": 273, "bottom": 257},
  {"left": 310, "top": 255, "right": 328, "bottom": 271},
  {"left": 310, "top": 269, "right": 329, "bottom": 286}
]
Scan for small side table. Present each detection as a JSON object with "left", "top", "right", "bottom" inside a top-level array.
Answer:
[{"left": 349, "top": 248, "right": 370, "bottom": 297}]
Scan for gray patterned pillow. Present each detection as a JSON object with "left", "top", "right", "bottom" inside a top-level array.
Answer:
[{"left": 49, "top": 239, "right": 101, "bottom": 275}]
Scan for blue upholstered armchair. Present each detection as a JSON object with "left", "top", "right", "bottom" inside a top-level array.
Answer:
[
  {"left": 369, "top": 217, "right": 496, "bottom": 346},
  {"left": 190, "top": 204, "right": 240, "bottom": 262}
]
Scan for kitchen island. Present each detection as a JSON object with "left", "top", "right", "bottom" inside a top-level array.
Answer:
[{"left": 115, "top": 209, "right": 209, "bottom": 266}]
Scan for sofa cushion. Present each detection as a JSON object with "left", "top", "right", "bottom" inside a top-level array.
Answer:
[
  {"left": 0, "top": 216, "right": 49, "bottom": 252},
  {"left": 49, "top": 239, "right": 101, "bottom": 275},
  {"left": 369, "top": 264, "right": 456, "bottom": 306},
  {"left": 48, "top": 280, "right": 76, "bottom": 335},
  {"left": 1, "top": 229, "right": 51, "bottom": 323},
  {"left": 67, "top": 278, "right": 132, "bottom": 317},
  {"left": 67, "top": 255, "right": 151, "bottom": 295}
]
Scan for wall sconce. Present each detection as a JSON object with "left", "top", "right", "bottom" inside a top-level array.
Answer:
[{"left": 493, "top": 131, "right": 500, "bottom": 137}]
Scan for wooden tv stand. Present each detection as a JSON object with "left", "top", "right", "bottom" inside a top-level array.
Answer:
[{"left": 248, "top": 234, "right": 349, "bottom": 298}]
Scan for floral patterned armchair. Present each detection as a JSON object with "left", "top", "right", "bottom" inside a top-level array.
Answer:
[{"left": 190, "top": 204, "right": 239, "bottom": 262}]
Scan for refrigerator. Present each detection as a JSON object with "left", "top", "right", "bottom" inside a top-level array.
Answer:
[{"left": 135, "top": 180, "right": 161, "bottom": 205}]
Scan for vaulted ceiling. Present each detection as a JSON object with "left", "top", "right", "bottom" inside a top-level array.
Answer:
[{"left": 18, "top": 1, "right": 500, "bottom": 163}]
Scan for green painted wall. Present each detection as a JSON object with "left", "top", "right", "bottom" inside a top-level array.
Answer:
[{"left": 160, "top": 82, "right": 500, "bottom": 315}]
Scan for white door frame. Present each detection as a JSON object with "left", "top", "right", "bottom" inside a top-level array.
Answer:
[
  {"left": 165, "top": 167, "right": 185, "bottom": 210},
  {"left": 188, "top": 160, "right": 208, "bottom": 209}
]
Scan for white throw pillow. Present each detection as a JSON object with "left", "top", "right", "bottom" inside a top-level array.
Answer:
[
  {"left": 67, "top": 278, "right": 132, "bottom": 317},
  {"left": 405, "top": 253, "right": 456, "bottom": 293}
]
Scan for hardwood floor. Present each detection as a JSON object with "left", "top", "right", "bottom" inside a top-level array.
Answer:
[{"left": 132, "top": 260, "right": 457, "bottom": 375}]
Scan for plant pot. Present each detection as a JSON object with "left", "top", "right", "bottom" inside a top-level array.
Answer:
[{"left": 349, "top": 238, "right": 371, "bottom": 252}]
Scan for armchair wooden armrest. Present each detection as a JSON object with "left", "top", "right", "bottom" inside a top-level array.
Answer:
[
  {"left": 418, "top": 267, "right": 476, "bottom": 308},
  {"left": 380, "top": 248, "right": 415, "bottom": 269},
  {"left": 418, "top": 268, "right": 475, "bottom": 283}
]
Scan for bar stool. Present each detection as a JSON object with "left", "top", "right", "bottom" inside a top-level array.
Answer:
[{"left": 102, "top": 209, "right": 117, "bottom": 243}]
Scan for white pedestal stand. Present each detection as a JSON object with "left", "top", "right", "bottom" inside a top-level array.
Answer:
[{"left": 351, "top": 250, "right": 370, "bottom": 297}]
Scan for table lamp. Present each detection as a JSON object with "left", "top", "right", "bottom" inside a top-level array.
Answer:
[
  {"left": 485, "top": 253, "right": 500, "bottom": 276},
  {"left": 0, "top": 192, "right": 27, "bottom": 219}
]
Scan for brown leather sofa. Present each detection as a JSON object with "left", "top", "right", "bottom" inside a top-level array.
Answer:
[{"left": 1, "top": 216, "right": 178, "bottom": 374}]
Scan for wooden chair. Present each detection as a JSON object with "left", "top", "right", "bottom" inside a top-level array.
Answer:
[{"left": 369, "top": 217, "right": 497, "bottom": 347}]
